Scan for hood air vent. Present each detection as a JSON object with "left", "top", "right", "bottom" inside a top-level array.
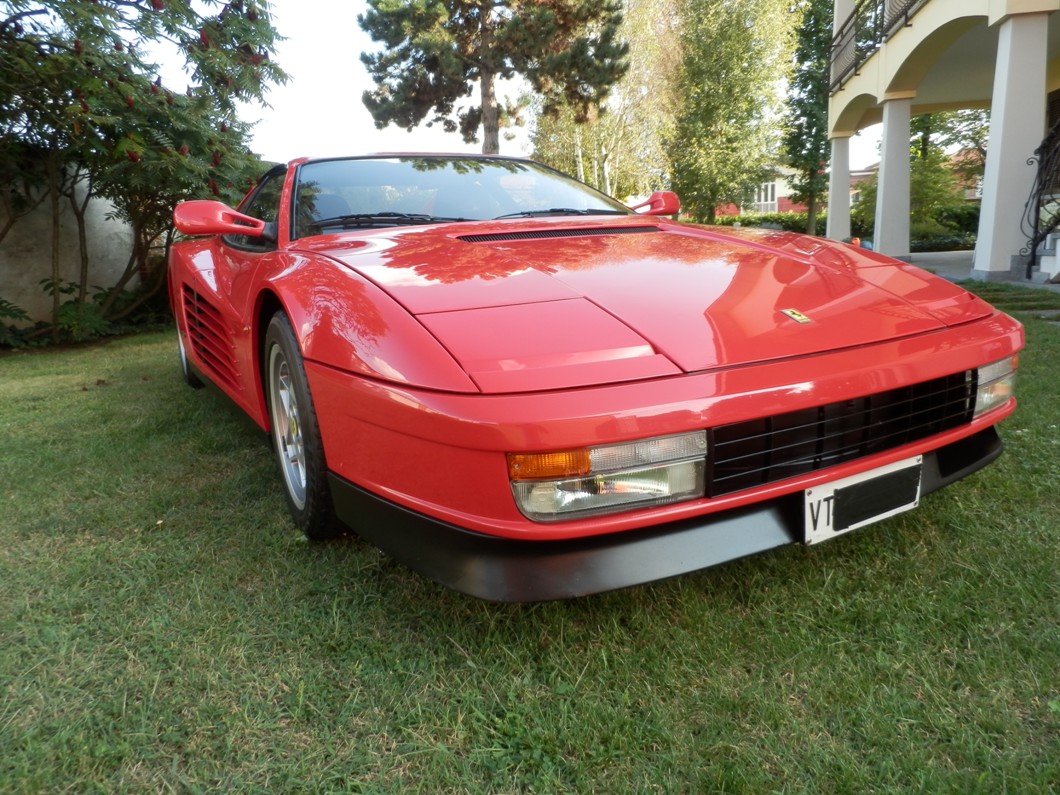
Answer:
[{"left": 458, "top": 225, "right": 660, "bottom": 244}]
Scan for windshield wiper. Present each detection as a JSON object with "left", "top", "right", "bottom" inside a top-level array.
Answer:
[
  {"left": 494, "top": 208, "right": 629, "bottom": 219},
  {"left": 309, "top": 212, "right": 471, "bottom": 229}
]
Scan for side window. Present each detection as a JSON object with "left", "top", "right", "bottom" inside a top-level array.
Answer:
[
  {"left": 292, "top": 162, "right": 359, "bottom": 239},
  {"left": 224, "top": 169, "right": 285, "bottom": 251}
]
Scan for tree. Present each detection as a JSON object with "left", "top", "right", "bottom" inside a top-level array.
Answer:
[
  {"left": 851, "top": 109, "right": 985, "bottom": 242},
  {"left": 358, "top": 0, "right": 629, "bottom": 154},
  {"left": 669, "top": 0, "right": 795, "bottom": 222},
  {"left": 0, "top": 137, "right": 48, "bottom": 247},
  {"left": 530, "top": 0, "right": 680, "bottom": 198},
  {"left": 851, "top": 153, "right": 962, "bottom": 239},
  {"left": 910, "top": 109, "right": 991, "bottom": 185},
  {"left": 931, "top": 108, "right": 990, "bottom": 187},
  {"left": 0, "top": 0, "right": 285, "bottom": 340},
  {"left": 782, "top": 0, "right": 832, "bottom": 235}
]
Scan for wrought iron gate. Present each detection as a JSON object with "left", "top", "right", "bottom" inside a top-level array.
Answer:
[{"left": 1021, "top": 120, "right": 1060, "bottom": 279}]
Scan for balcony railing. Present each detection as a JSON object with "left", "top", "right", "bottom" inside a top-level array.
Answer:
[{"left": 830, "top": 0, "right": 930, "bottom": 93}]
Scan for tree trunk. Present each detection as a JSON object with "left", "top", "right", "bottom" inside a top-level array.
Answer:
[
  {"left": 66, "top": 170, "right": 92, "bottom": 304},
  {"left": 46, "top": 150, "right": 61, "bottom": 343},
  {"left": 806, "top": 192, "right": 818, "bottom": 236},
  {"left": 480, "top": 69, "right": 500, "bottom": 155},
  {"left": 601, "top": 148, "right": 612, "bottom": 196},
  {"left": 100, "top": 222, "right": 154, "bottom": 316},
  {"left": 574, "top": 128, "right": 585, "bottom": 182},
  {"left": 479, "top": 5, "right": 500, "bottom": 155},
  {"left": 918, "top": 128, "right": 931, "bottom": 160}
]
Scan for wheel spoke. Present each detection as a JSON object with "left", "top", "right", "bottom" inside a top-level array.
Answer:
[{"left": 270, "top": 347, "right": 308, "bottom": 508}]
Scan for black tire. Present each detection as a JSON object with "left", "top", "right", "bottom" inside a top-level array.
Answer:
[
  {"left": 263, "top": 312, "right": 341, "bottom": 540},
  {"left": 178, "top": 332, "right": 205, "bottom": 389}
]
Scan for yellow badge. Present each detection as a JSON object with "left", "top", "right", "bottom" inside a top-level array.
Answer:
[{"left": 781, "top": 309, "right": 812, "bottom": 324}]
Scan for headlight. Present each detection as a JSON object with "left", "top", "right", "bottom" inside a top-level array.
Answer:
[
  {"left": 974, "top": 355, "right": 1018, "bottom": 417},
  {"left": 508, "top": 431, "right": 707, "bottom": 521}
]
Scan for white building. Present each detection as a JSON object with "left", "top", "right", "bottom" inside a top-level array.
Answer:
[{"left": 826, "top": 0, "right": 1060, "bottom": 281}]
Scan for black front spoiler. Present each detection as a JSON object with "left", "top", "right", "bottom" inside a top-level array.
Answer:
[{"left": 328, "top": 427, "right": 1003, "bottom": 602}]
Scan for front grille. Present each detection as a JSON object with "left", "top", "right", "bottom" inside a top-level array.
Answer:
[
  {"left": 182, "top": 286, "right": 239, "bottom": 390},
  {"left": 709, "top": 371, "right": 976, "bottom": 496},
  {"left": 458, "top": 225, "right": 659, "bottom": 244}
]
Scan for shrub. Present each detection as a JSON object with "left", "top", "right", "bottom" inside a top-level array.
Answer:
[
  {"left": 711, "top": 211, "right": 824, "bottom": 234},
  {"left": 911, "top": 233, "right": 976, "bottom": 252},
  {"left": 933, "top": 203, "right": 980, "bottom": 235},
  {"left": 0, "top": 297, "right": 31, "bottom": 348}
]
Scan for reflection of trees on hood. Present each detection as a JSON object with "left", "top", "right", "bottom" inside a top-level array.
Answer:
[
  {"left": 371, "top": 223, "right": 741, "bottom": 285},
  {"left": 283, "top": 267, "right": 388, "bottom": 350}
]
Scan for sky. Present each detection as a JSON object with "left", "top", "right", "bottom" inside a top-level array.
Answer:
[
  {"left": 162, "top": 0, "right": 882, "bottom": 169},
  {"left": 232, "top": 0, "right": 521, "bottom": 161}
]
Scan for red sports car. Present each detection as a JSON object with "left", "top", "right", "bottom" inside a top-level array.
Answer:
[{"left": 169, "top": 154, "right": 1023, "bottom": 601}]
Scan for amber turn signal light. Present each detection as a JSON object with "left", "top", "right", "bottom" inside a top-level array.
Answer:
[{"left": 507, "top": 449, "right": 592, "bottom": 481}]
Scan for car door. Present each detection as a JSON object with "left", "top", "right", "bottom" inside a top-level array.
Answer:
[{"left": 217, "top": 168, "right": 286, "bottom": 320}]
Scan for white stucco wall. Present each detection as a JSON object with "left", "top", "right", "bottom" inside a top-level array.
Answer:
[{"left": 0, "top": 187, "right": 134, "bottom": 324}]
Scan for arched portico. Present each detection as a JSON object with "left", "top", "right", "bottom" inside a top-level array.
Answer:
[{"left": 827, "top": 0, "right": 1060, "bottom": 280}]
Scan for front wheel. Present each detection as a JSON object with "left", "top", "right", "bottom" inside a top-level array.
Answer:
[{"left": 264, "top": 312, "right": 340, "bottom": 540}]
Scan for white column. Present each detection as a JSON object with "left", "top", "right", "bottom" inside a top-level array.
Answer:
[
  {"left": 827, "top": 0, "right": 858, "bottom": 243},
  {"left": 826, "top": 135, "right": 851, "bottom": 241},
  {"left": 973, "top": 14, "right": 1049, "bottom": 280},
  {"left": 874, "top": 94, "right": 913, "bottom": 259}
]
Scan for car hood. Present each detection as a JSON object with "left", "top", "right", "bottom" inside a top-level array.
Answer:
[{"left": 300, "top": 219, "right": 995, "bottom": 393}]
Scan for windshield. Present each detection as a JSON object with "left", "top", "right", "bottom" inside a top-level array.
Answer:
[{"left": 291, "top": 156, "right": 630, "bottom": 238}]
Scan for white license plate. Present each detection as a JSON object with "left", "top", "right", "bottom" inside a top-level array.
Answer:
[{"left": 804, "top": 456, "right": 923, "bottom": 545}]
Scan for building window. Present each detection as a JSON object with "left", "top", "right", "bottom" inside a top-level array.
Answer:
[{"left": 752, "top": 181, "right": 777, "bottom": 213}]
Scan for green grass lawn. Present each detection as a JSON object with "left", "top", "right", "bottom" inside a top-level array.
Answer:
[{"left": 1, "top": 286, "right": 1058, "bottom": 794}]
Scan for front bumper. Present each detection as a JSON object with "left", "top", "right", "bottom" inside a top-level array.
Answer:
[{"left": 329, "top": 426, "right": 1002, "bottom": 602}]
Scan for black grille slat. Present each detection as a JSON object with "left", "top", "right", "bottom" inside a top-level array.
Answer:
[
  {"left": 716, "top": 392, "right": 973, "bottom": 459},
  {"left": 709, "top": 372, "right": 975, "bottom": 496},
  {"left": 458, "top": 225, "right": 659, "bottom": 244}
]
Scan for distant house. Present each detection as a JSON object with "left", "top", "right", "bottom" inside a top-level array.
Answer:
[
  {"left": 715, "top": 169, "right": 812, "bottom": 217},
  {"left": 849, "top": 166, "right": 876, "bottom": 207},
  {"left": 949, "top": 149, "right": 986, "bottom": 201},
  {"left": 845, "top": 153, "right": 983, "bottom": 209}
]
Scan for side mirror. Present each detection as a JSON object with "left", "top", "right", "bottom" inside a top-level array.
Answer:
[
  {"left": 173, "top": 200, "right": 267, "bottom": 238},
  {"left": 629, "top": 191, "right": 681, "bottom": 216}
]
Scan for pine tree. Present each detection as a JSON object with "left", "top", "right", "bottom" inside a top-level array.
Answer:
[{"left": 358, "top": 0, "right": 628, "bottom": 154}]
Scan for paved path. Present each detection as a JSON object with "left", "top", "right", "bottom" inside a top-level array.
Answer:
[{"left": 910, "top": 251, "right": 1060, "bottom": 293}]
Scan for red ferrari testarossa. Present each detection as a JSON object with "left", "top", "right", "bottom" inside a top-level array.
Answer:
[{"left": 169, "top": 155, "right": 1023, "bottom": 600}]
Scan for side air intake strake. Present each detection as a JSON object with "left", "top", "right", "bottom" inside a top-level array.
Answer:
[
  {"left": 458, "top": 226, "right": 660, "bottom": 244},
  {"left": 181, "top": 286, "right": 239, "bottom": 390}
]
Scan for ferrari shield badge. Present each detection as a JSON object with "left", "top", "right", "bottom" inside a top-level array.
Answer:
[{"left": 781, "top": 308, "right": 812, "bottom": 324}]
